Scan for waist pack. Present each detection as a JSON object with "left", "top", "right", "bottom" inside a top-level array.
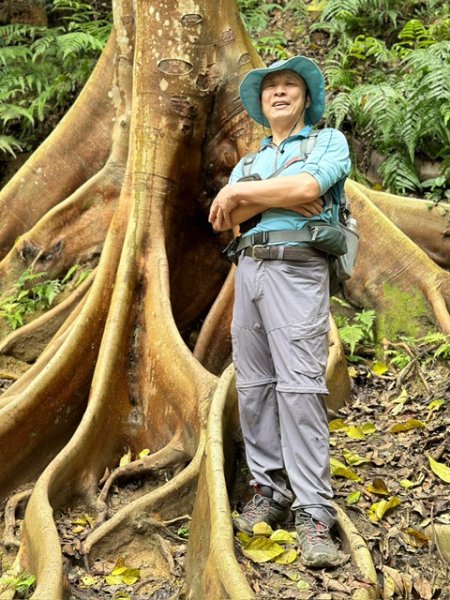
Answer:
[{"left": 223, "top": 132, "right": 359, "bottom": 295}]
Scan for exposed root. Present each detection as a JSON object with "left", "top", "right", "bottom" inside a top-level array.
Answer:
[
  {"left": 334, "top": 504, "right": 378, "bottom": 600},
  {"left": 81, "top": 433, "right": 205, "bottom": 556},
  {"left": 94, "top": 445, "right": 191, "bottom": 525},
  {"left": 3, "top": 489, "right": 33, "bottom": 549}
]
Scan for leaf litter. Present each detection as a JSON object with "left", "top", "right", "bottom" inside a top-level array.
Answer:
[{"left": 231, "top": 354, "right": 450, "bottom": 599}]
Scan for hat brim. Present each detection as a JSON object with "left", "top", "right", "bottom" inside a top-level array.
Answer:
[{"left": 239, "top": 56, "right": 325, "bottom": 127}]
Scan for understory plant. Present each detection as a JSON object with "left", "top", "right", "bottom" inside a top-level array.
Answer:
[
  {"left": 316, "top": 0, "right": 450, "bottom": 194},
  {"left": 0, "top": 0, "right": 111, "bottom": 157}
]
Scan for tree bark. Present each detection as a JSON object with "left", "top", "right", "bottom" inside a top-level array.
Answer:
[{"left": 0, "top": 1, "right": 448, "bottom": 599}]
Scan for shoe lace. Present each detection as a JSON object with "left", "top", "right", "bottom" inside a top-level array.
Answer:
[
  {"left": 242, "top": 494, "right": 270, "bottom": 520},
  {"left": 301, "top": 517, "right": 330, "bottom": 544}
]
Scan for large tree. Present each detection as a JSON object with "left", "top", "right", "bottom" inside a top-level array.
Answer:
[{"left": 0, "top": 0, "right": 449, "bottom": 598}]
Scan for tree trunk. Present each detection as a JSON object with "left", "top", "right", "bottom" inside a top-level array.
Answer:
[{"left": 0, "top": 1, "right": 449, "bottom": 599}]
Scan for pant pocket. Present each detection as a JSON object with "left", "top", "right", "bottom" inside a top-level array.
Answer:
[{"left": 288, "top": 314, "right": 329, "bottom": 378}]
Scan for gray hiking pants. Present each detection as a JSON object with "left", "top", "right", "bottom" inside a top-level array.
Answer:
[{"left": 232, "top": 248, "right": 336, "bottom": 527}]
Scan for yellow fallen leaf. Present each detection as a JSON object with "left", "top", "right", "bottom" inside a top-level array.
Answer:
[
  {"left": 346, "top": 425, "right": 365, "bottom": 439},
  {"left": 105, "top": 574, "right": 123, "bottom": 585},
  {"left": 242, "top": 536, "right": 284, "bottom": 563},
  {"left": 372, "top": 360, "right": 389, "bottom": 375},
  {"left": 329, "top": 418, "right": 348, "bottom": 432},
  {"left": 343, "top": 449, "right": 370, "bottom": 466},
  {"left": 237, "top": 531, "right": 251, "bottom": 548},
  {"left": 366, "top": 478, "right": 389, "bottom": 496},
  {"left": 138, "top": 448, "right": 151, "bottom": 459},
  {"left": 274, "top": 548, "right": 298, "bottom": 564},
  {"left": 361, "top": 422, "right": 376, "bottom": 435},
  {"left": 389, "top": 419, "right": 425, "bottom": 433},
  {"left": 71, "top": 525, "right": 85, "bottom": 534},
  {"left": 346, "top": 491, "right": 361, "bottom": 505},
  {"left": 427, "top": 399, "right": 445, "bottom": 411},
  {"left": 399, "top": 479, "right": 414, "bottom": 489},
  {"left": 297, "top": 579, "right": 310, "bottom": 590},
  {"left": 270, "top": 529, "right": 295, "bottom": 543},
  {"left": 348, "top": 365, "right": 358, "bottom": 378},
  {"left": 428, "top": 455, "right": 450, "bottom": 483},
  {"left": 252, "top": 522, "right": 273, "bottom": 536},
  {"left": 368, "top": 497, "right": 401, "bottom": 522},
  {"left": 80, "top": 576, "right": 99, "bottom": 588},
  {"left": 330, "top": 458, "right": 361, "bottom": 482},
  {"left": 400, "top": 527, "right": 430, "bottom": 548},
  {"left": 119, "top": 450, "right": 132, "bottom": 467}
]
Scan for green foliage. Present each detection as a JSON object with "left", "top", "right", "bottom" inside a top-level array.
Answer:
[
  {"left": 237, "top": 0, "right": 307, "bottom": 61},
  {"left": 336, "top": 309, "right": 376, "bottom": 357},
  {"left": 0, "top": 571, "right": 36, "bottom": 598},
  {"left": 0, "top": 0, "right": 111, "bottom": 157},
  {"left": 0, "top": 264, "right": 89, "bottom": 330}
]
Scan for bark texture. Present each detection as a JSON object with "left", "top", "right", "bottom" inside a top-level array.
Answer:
[{"left": 0, "top": 1, "right": 449, "bottom": 599}]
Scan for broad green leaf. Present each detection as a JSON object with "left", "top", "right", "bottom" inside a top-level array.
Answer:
[
  {"left": 343, "top": 449, "right": 370, "bottom": 466},
  {"left": 346, "top": 491, "right": 361, "bottom": 505},
  {"left": 270, "top": 529, "right": 295, "bottom": 543},
  {"left": 252, "top": 522, "right": 273, "bottom": 536},
  {"left": 241, "top": 536, "right": 284, "bottom": 563},
  {"left": 329, "top": 418, "right": 347, "bottom": 432},
  {"left": 346, "top": 425, "right": 365, "bottom": 439},
  {"left": 428, "top": 455, "right": 450, "bottom": 483},
  {"left": 366, "top": 478, "right": 389, "bottom": 496},
  {"left": 274, "top": 548, "right": 298, "bottom": 564},
  {"left": 372, "top": 360, "right": 389, "bottom": 375},
  {"left": 389, "top": 419, "right": 425, "bottom": 433},
  {"left": 330, "top": 458, "right": 361, "bottom": 482},
  {"left": 119, "top": 450, "right": 132, "bottom": 467},
  {"left": 368, "top": 497, "right": 401, "bottom": 522},
  {"left": 138, "top": 448, "right": 151, "bottom": 458}
]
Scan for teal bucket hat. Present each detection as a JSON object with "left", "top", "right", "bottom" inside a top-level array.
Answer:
[{"left": 239, "top": 56, "right": 325, "bottom": 127}]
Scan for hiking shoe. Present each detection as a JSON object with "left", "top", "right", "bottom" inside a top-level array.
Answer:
[
  {"left": 233, "top": 486, "right": 290, "bottom": 534},
  {"left": 295, "top": 509, "right": 339, "bottom": 568}
]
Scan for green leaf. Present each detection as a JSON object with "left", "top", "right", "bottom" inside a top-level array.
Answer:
[
  {"left": 329, "top": 418, "right": 348, "bottom": 431},
  {"left": 346, "top": 425, "right": 365, "bottom": 439},
  {"left": 372, "top": 360, "right": 389, "bottom": 375},
  {"left": 343, "top": 449, "right": 370, "bottom": 466}
]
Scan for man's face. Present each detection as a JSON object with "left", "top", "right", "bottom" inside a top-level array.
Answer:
[{"left": 260, "top": 70, "right": 309, "bottom": 129}]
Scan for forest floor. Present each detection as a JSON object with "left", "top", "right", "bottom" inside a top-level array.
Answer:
[
  {"left": 229, "top": 346, "right": 450, "bottom": 600},
  {"left": 1, "top": 334, "right": 449, "bottom": 600}
]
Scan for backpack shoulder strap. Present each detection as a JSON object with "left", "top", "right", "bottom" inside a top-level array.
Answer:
[
  {"left": 241, "top": 152, "right": 258, "bottom": 177},
  {"left": 299, "top": 131, "right": 319, "bottom": 158}
]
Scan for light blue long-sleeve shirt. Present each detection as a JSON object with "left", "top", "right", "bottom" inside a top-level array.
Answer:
[{"left": 229, "top": 125, "right": 351, "bottom": 236}]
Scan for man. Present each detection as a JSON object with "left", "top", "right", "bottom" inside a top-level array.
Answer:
[{"left": 209, "top": 56, "right": 350, "bottom": 568}]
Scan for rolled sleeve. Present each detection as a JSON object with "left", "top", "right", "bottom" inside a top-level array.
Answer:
[{"left": 300, "top": 129, "right": 351, "bottom": 195}]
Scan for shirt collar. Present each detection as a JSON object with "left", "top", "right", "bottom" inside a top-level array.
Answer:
[{"left": 259, "top": 124, "right": 313, "bottom": 150}]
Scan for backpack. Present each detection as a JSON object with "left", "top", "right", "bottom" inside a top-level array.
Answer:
[{"left": 235, "top": 132, "right": 359, "bottom": 296}]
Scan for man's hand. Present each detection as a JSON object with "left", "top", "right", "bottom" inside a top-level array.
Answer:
[
  {"left": 290, "top": 198, "right": 323, "bottom": 217},
  {"left": 209, "top": 185, "right": 237, "bottom": 231}
]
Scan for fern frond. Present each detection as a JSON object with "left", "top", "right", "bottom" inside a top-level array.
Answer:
[
  {"left": 56, "top": 31, "right": 105, "bottom": 58},
  {"left": 326, "top": 92, "right": 352, "bottom": 127},
  {"left": 379, "top": 153, "right": 421, "bottom": 193},
  {"left": 0, "top": 135, "right": 22, "bottom": 157},
  {"left": 0, "top": 104, "right": 34, "bottom": 126}
]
